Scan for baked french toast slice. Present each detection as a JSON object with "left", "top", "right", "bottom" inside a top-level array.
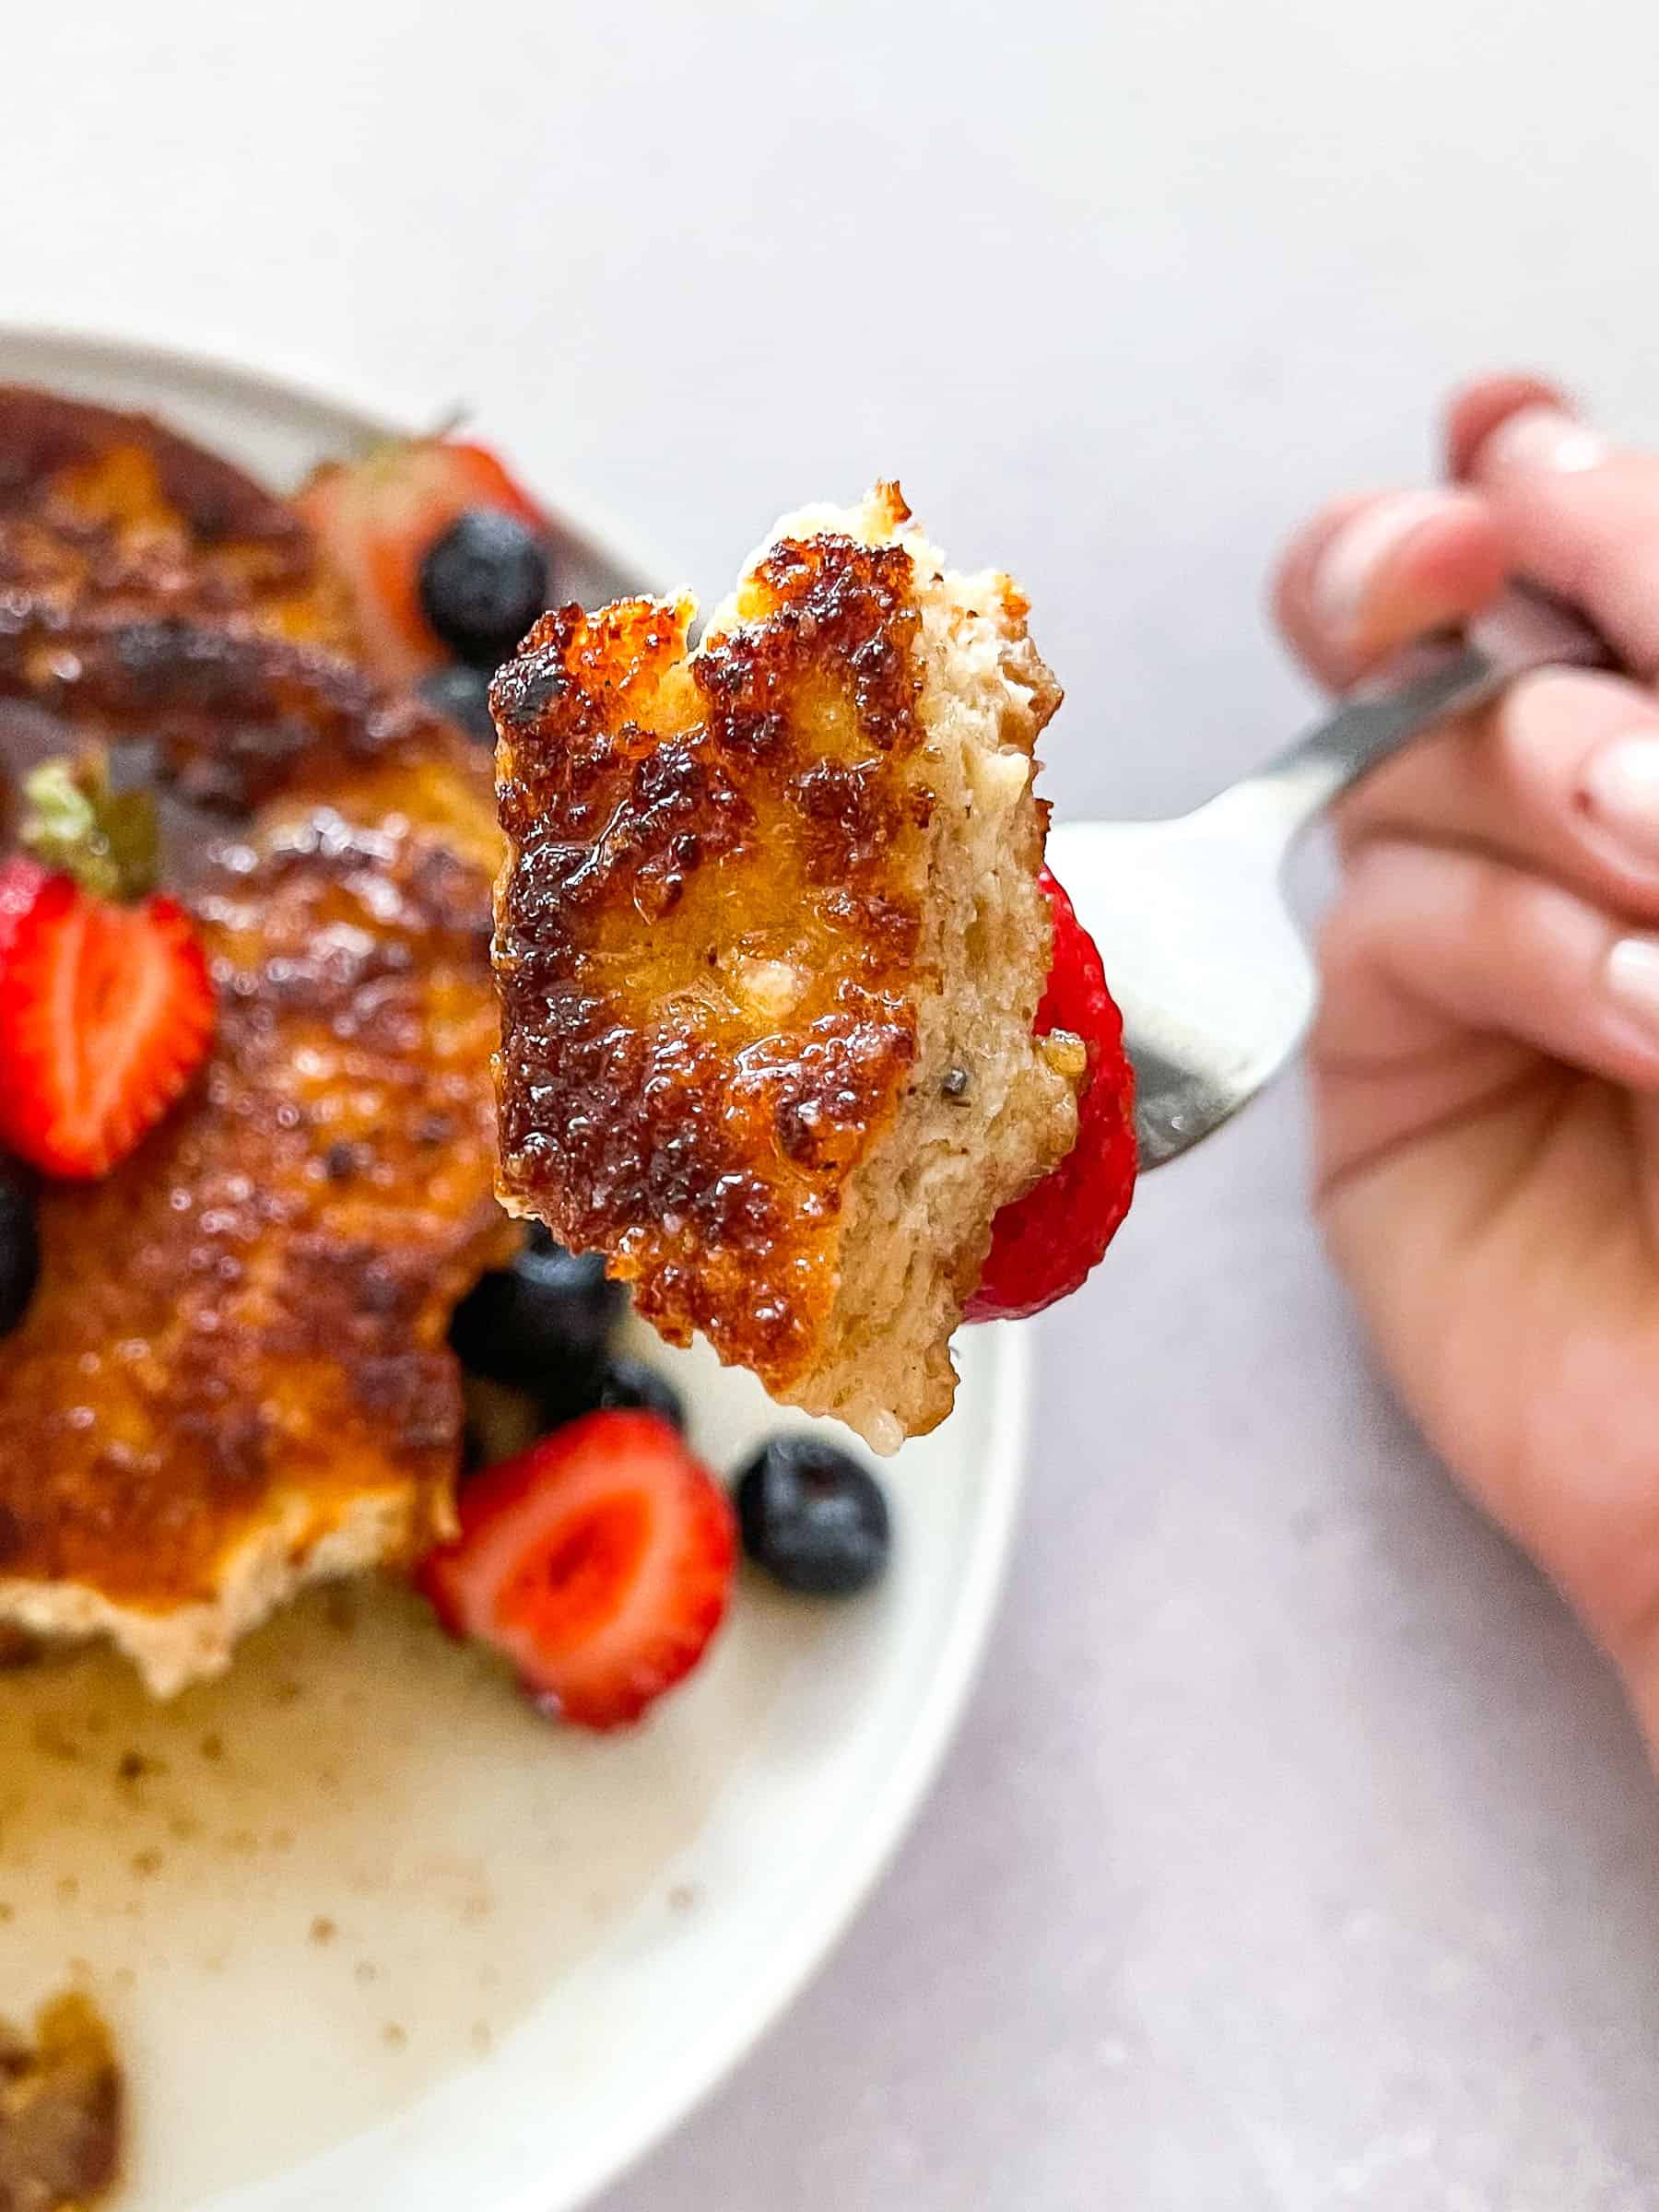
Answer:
[{"left": 492, "top": 484, "right": 1077, "bottom": 1452}]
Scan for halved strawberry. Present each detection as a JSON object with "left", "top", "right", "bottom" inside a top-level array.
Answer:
[
  {"left": 418, "top": 1410, "right": 736, "bottom": 1731},
  {"left": 0, "top": 870, "right": 215, "bottom": 1180},
  {"left": 297, "top": 438, "right": 547, "bottom": 684},
  {"left": 965, "top": 868, "right": 1136, "bottom": 1323}
]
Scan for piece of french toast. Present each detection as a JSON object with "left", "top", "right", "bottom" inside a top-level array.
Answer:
[
  {"left": 492, "top": 485, "right": 1077, "bottom": 1452},
  {"left": 0, "top": 396, "right": 512, "bottom": 1691}
]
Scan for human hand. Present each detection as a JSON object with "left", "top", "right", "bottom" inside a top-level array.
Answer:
[{"left": 1274, "top": 375, "right": 1659, "bottom": 1759}]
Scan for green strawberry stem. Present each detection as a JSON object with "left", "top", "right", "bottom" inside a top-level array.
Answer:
[
  {"left": 315, "top": 405, "right": 472, "bottom": 482},
  {"left": 18, "top": 752, "right": 159, "bottom": 904}
]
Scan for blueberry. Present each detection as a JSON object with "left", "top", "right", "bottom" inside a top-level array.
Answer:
[
  {"left": 448, "top": 1224, "right": 624, "bottom": 1392},
  {"left": 0, "top": 1177, "right": 38, "bottom": 1339},
  {"left": 525, "top": 1350, "right": 688, "bottom": 1437},
  {"left": 533, "top": 1362, "right": 606, "bottom": 1433},
  {"left": 735, "top": 1435, "right": 891, "bottom": 1596},
  {"left": 418, "top": 664, "right": 497, "bottom": 747},
  {"left": 594, "top": 1356, "right": 686, "bottom": 1430},
  {"left": 418, "top": 510, "right": 550, "bottom": 668}
]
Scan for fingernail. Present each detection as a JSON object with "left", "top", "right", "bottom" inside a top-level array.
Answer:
[
  {"left": 1581, "top": 734, "right": 1659, "bottom": 864},
  {"left": 1312, "top": 490, "right": 1451, "bottom": 634},
  {"left": 1481, "top": 404, "right": 1608, "bottom": 477},
  {"left": 1606, "top": 935, "right": 1659, "bottom": 1039}
]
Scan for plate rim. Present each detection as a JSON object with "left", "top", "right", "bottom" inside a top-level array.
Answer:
[{"left": 0, "top": 317, "right": 1036, "bottom": 2212}]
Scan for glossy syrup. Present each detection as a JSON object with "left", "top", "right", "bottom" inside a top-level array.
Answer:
[{"left": 0, "top": 1331, "right": 788, "bottom": 2208}]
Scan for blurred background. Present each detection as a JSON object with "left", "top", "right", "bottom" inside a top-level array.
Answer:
[{"left": 10, "top": 3, "right": 1659, "bottom": 2204}]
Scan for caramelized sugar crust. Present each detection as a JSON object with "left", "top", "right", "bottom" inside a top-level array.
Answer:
[
  {"left": 0, "top": 601, "right": 456, "bottom": 818},
  {"left": 493, "top": 522, "right": 936, "bottom": 1392},
  {"left": 0, "top": 732, "right": 511, "bottom": 1611},
  {"left": 0, "top": 606, "right": 509, "bottom": 1640},
  {"left": 0, "top": 383, "right": 355, "bottom": 650}
]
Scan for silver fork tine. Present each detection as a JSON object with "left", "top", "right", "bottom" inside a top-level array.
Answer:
[{"left": 1047, "top": 587, "right": 1612, "bottom": 1171}]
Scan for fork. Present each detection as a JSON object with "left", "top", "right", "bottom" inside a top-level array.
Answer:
[{"left": 1045, "top": 588, "right": 1614, "bottom": 1170}]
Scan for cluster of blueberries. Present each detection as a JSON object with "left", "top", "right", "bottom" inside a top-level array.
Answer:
[{"left": 452, "top": 1225, "right": 892, "bottom": 1598}]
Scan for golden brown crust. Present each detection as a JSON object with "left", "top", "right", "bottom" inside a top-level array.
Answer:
[
  {"left": 0, "top": 402, "right": 510, "bottom": 1639},
  {"left": 0, "top": 750, "right": 511, "bottom": 1608},
  {"left": 493, "top": 525, "right": 935, "bottom": 1393},
  {"left": 0, "top": 604, "right": 465, "bottom": 819},
  {"left": 0, "top": 383, "right": 355, "bottom": 651}
]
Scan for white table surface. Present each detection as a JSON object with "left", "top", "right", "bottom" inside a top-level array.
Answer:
[{"left": 9, "top": 3, "right": 1659, "bottom": 2203}]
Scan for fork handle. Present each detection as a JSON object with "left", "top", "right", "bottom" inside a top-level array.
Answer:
[{"left": 1223, "top": 582, "right": 1617, "bottom": 844}]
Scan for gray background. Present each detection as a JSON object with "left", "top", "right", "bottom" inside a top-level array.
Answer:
[{"left": 9, "top": 2, "right": 1659, "bottom": 2202}]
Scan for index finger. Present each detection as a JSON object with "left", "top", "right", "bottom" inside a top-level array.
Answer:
[
  {"left": 1452, "top": 374, "right": 1659, "bottom": 681},
  {"left": 1272, "top": 486, "right": 1508, "bottom": 693}
]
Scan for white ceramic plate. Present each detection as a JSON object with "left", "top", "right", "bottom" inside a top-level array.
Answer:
[{"left": 0, "top": 329, "right": 1032, "bottom": 2212}]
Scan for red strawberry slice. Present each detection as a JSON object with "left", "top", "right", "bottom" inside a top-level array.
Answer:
[
  {"left": 298, "top": 438, "right": 547, "bottom": 684},
  {"left": 965, "top": 867, "right": 1136, "bottom": 1323},
  {"left": 418, "top": 1410, "right": 736, "bottom": 1731},
  {"left": 0, "top": 868, "right": 216, "bottom": 1180}
]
